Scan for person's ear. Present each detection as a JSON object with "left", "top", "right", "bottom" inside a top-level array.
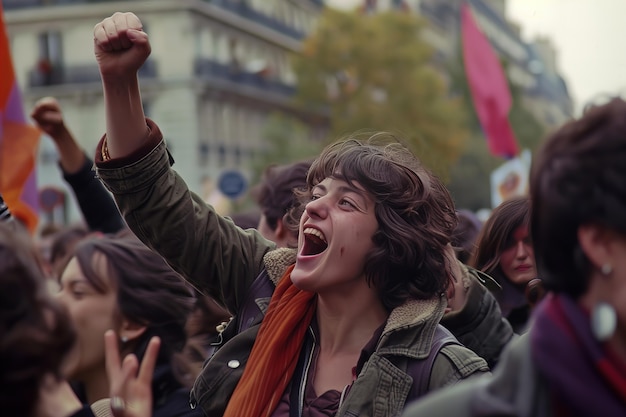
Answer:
[
  {"left": 578, "top": 224, "right": 612, "bottom": 271},
  {"left": 119, "top": 319, "right": 147, "bottom": 343}
]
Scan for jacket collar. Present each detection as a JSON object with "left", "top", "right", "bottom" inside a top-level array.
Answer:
[{"left": 263, "top": 248, "right": 447, "bottom": 359}]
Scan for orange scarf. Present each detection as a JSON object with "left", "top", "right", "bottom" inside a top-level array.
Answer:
[{"left": 223, "top": 265, "right": 316, "bottom": 417}]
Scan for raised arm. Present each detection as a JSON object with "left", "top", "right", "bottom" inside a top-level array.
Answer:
[
  {"left": 92, "top": 13, "right": 275, "bottom": 313},
  {"left": 31, "top": 97, "right": 85, "bottom": 173},
  {"left": 93, "top": 12, "right": 151, "bottom": 157},
  {"left": 31, "top": 97, "right": 125, "bottom": 233}
]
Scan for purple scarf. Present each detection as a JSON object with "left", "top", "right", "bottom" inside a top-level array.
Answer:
[{"left": 531, "top": 293, "right": 626, "bottom": 416}]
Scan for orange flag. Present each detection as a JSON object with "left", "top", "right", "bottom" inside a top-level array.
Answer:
[{"left": 0, "top": 3, "right": 41, "bottom": 233}]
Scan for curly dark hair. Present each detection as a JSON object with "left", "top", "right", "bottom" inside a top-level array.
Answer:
[
  {"left": 294, "top": 133, "right": 457, "bottom": 310},
  {"left": 530, "top": 97, "right": 626, "bottom": 297},
  {"left": 71, "top": 234, "right": 198, "bottom": 386},
  {"left": 0, "top": 223, "right": 75, "bottom": 417}
]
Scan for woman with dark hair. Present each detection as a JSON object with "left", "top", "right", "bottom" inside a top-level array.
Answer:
[
  {"left": 0, "top": 222, "right": 77, "bottom": 417},
  {"left": 403, "top": 97, "right": 626, "bottom": 417},
  {"left": 471, "top": 196, "right": 536, "bottom": 332},
  {"left": 57, "top": 235, "right": 202, "bottom": 416},
  {"left": 89, "top": 12, "right": 489, "bottom": 417}
]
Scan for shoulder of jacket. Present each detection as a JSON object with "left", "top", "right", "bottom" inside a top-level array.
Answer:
[
  {"left": 430, "top": 344, "right": 490, "bottom": 387},
  {"left": 263, "top": 247, "right": 297, "bottom": 285},
  {"left": 438, "top": 344, "right": 490, "bottom": 375}
]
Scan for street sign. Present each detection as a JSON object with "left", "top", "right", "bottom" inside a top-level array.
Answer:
[{"left": 218, "top": 170, "right": 247, "bottom": 199}]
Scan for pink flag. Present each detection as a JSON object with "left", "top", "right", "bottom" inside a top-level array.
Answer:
[
  {"left": 461, "top": 2, "right": 519, "bottom": 158},
  {"left": 0, "top": 3, "right": 41, "bottom": 233}
]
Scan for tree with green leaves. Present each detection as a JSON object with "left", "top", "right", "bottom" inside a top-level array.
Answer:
[
  {"left": 250, "top": 112, "right": 322, "bottom": 182},
  {"left": 292, "top": 8, "right": 469, "bottom": 176}
]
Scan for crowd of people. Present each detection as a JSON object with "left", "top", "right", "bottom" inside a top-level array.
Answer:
[{"left": 1, "top": 10, "right": 625, "bottom": 417}]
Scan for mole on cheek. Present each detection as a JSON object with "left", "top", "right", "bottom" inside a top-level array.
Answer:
[{"left": 340, "top": 247, "right": 344, "bottom": 256}]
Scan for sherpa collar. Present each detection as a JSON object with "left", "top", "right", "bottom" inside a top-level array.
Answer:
[{"left": 262, "top": 248, "right": 446, "bottom": 357}]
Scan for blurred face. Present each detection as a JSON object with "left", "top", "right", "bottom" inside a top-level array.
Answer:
[
  {"left": 499, "top": 225, "right": 536, "bottom": 285},
  {"left": 291, "top": 177, "right": 378, "bottom": 294},
  {"left": 56, "top": 254, "right": 118, "bottom": 381}
]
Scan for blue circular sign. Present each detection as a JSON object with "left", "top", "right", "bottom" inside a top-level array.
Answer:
[{"left": 218, "top": 170, "right": 248, "bottom": 199}]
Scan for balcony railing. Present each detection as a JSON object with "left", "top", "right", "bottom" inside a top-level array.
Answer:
[
  {"left": 209, "top": 0, "right": 305, "bottom": 40},
  {"left": 28, "top": 59, "right": 158, "bottom": 87},
  {"left": 194, "top": 58, "right": 296, "bottom": 96},
  {"left": 2, "top": 0, "right": 119, "bottom": 10}
]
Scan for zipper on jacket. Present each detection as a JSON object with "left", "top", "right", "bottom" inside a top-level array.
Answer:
[
  {"left": 298, "top": 326, "right": 316, "bottom": 417},
  {"left": 338, "top": 384, "right": 349, "bottom": 410}
]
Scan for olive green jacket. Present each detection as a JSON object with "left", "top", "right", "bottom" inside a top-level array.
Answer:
[
  {"left": 401, "top": 334, "right": 551, "bottom": 417},
  {"left": 95, "top": 126, "right": 489, "bottom": 417}
]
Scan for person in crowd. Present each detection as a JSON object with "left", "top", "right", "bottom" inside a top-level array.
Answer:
[
  {"left": 91, "top": 12, "right": 488, "bottom": 417},
  {"left": 57, "top": 234, "right": 203, "bottom": 416},
  {"left": 451, "top": 209, "right": 482, "bottom": 264},
  {"left": 252, "top": 160, "right": 312, "bottom": 248},
  {"left": 0, "top": 199, "right": 163, "bottom": 417},
  {"left": 31, "top": 97, "right": 125, "bottom": 234},
  {"left": 471, "top": 196, "right": 536, "bottom": 332},
  {"left": 0, "top": 222, "right": 144, "bottom": 417},
  {"left": 0, "top": 221, "right": 80, "bottom": 417},
  {"left": 403, "top": 97, "right": 626, "bottom": 417},
  {"left": 104, "top": 329, "right": 162, "bottom": 417},
  {"left": 442, "top": 244, "right": 515, "bottom": 369}
]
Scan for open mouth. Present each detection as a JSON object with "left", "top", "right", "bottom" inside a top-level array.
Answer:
[{"left": 302, "top": 227, "right": 328, "bottom": 256}]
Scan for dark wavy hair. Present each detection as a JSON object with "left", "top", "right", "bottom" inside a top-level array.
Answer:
[
  {"left": 451, "top": 209, "right": 483, "bottom": 264},
  {"left": 295, "top": 133, "right": 457, "bottom": 310},
  {"left": 71, "top": 234, "right": 198, "bottom": 387},
  {"left": 471, "top": 196, "right": 530, "bottom": 285},
  {"left": 530, "top": 98, "right": 626, "bottom": 297},
  {"left": 0, "top": 223, "right": 75, "bottom": 417}
]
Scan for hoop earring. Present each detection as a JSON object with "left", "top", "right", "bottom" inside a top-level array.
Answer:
[{"left": 591, "top": 302, "right": 617, "bottom": 342}]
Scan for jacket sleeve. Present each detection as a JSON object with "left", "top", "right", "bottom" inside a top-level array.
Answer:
[
  {"left": 94, "top": 120, "right": 275, "bottom": 313},
  {"left": 62, "top": 154, "right": 125, "bottom": 234}
]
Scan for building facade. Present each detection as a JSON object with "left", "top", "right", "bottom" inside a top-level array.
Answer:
[{"left": 4, "top": 0, "right": 325, "bottom": 225}]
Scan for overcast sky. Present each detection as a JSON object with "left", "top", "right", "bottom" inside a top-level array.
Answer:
[{"left": 508, "top": 0, "right": 626, "bottom": 114}]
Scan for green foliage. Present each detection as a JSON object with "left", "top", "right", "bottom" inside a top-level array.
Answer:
[
  {"left": 508, "top": 81, "right": 546, "bottom": 152},
  {"left": 447, "top": 134, "right": 500, "bottom": 211},
  {"left": 292, "top": 9, "right": 469, "bottom": 177},
  {"left": 250, "top": 112, "right": 321, "bottom": 184},
  {"left": 233, "top": 113, "right": 321, "bottom": 214}
]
